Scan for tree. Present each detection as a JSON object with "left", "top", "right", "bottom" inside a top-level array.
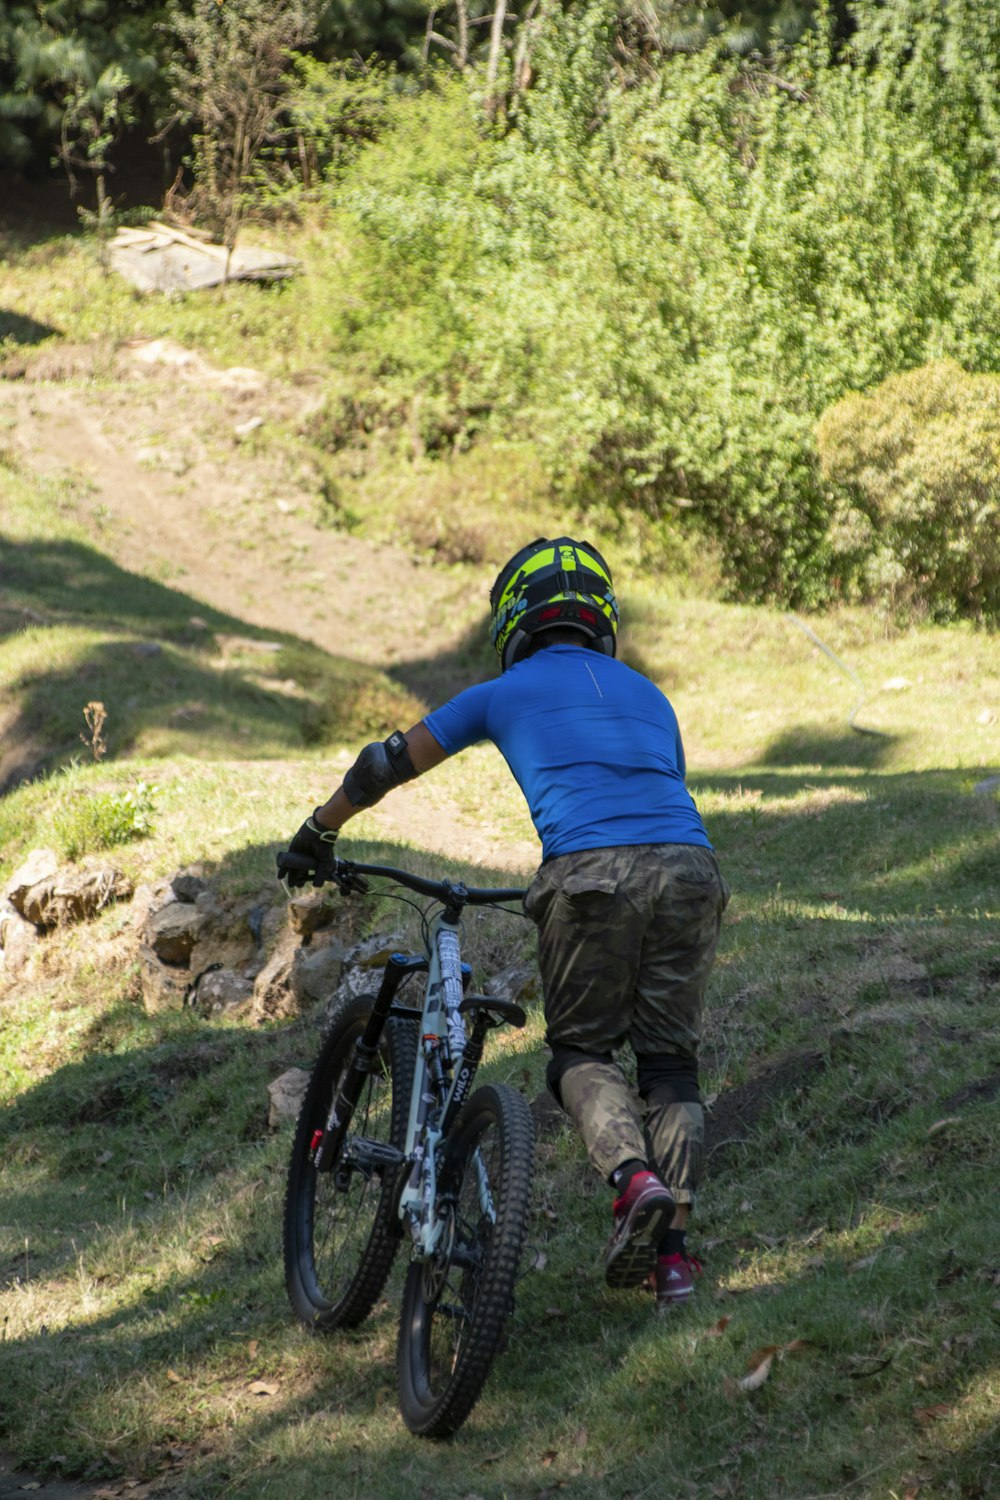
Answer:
[
  {"left": 167, "top": 0, "right": 317, "bottom": 264},
  {"left": 0, "top": 1, "right": 160, "bottom": 199}
]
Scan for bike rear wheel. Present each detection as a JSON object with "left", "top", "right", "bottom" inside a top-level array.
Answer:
[
  {"left": 284, "top": 991, "right": 416, "bottom": 1331},
  {"left": 397, "top": 1082, "right": 535, "bottom": 1438}
]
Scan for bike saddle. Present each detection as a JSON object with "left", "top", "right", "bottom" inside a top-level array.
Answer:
[{"left": 459, "top": 995, "right": 527, "bottom": 1029}]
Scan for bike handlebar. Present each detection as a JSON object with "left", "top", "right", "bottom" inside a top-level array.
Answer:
[{"left": 277, "top": 851, "right": 526, "bottom": 906}]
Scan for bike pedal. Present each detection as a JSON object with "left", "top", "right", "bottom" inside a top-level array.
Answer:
[{"left": 458, "top": 995, "right": 527, "bottom": 1029}]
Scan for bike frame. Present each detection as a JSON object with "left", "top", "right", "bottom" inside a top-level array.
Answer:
[{"left": 305, "top": 864, "right": 526, "bottom": 1263}]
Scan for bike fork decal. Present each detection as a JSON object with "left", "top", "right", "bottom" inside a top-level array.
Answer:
[{"left": 473, "top": 1148, "right": 497, "bottom": 1223}]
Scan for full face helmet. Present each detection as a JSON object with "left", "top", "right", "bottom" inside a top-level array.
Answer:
[{"left": 489, "top": 536, "right": 619, "bottom": 672}]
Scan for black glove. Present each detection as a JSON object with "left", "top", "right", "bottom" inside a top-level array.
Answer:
[{"left": 278, "top": 811, "right": 338, "bottom": 888}]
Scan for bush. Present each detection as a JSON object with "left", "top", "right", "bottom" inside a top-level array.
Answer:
[
  {"left": 816, "top": 360, "right": 1000, "bottom": 622},
  {"left": 297, "top": 1, "right": 1000, "bottom": 609},
  {"left": 52, "top": 781, "right": 158, "bottom": 861}
]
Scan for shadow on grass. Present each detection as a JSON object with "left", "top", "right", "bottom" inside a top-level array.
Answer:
[
  {"left": 0, "top": 535, "right": 417, "bottom": 789},
  {"left": 689, "top": 763, "right": 999, "bottom": 919},
  {"left": 387, "top": 604, "right": 496, "bottom": 707},
  {"left": 0, "top": 816, "right": 997, "bottom": 1492},
  {"left": 0, "top": 309, "right": 61, "bottom": 346},
  {"left": 388, "top": 604, "right": 691, "bottom": 710},
  {"left": 762, "top": 724, "right": 903, "bottom": 769}
]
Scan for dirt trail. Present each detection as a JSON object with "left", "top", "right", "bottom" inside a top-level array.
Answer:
[
  {"left": 2, "top": 340, "right": 539, "bottom": 871},
  {"left": 3, "top": 340, "right": 482, "bottom": 690}
]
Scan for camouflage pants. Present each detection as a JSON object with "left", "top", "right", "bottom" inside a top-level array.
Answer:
[{"left": 524, "top": 844, "right": 729, "bottom": 1204}]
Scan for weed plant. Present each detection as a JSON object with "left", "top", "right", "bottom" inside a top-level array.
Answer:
[{"left": 51, "top": 777, "right": 158, "bottom": 859}]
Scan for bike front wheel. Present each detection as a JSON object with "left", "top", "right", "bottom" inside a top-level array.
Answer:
[
  {"left": 284, "top": 991, "right": 416, "bottom": 1331},
  {"left": 397, "top": 1082, "right": 535, "bottom": 1438}
]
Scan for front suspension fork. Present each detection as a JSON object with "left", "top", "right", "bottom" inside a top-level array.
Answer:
[{"left": 311, "top": 951, "right": 427, "bottom": 1173}]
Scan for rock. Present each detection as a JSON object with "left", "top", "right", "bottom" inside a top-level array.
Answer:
[
  {"left": 139, "top": 943, "right": 190, "bottom": 1012},
  {"left": 485, "top": 959, "right": 540, "bottom": 1007},
  {"left": 291, "top": 937, "right": 347, "bottom": 1007},
  {"left": 171, "top": 866, "right": 209, "bottom": 902},
  {"left": 12, "top": 861, "right": 133, "bottom": 930},
  {"left": 251, "top": 929, "right": 300, "bottom": 1022},
  {"left": 344, "top": 931, "right": 405, "bottom": 969},
  {"left": 323, "top": 964, "right": 380, "bottom": 1020},
  {"left": 258, "top": 900, "right": 286, "bottom": 951},
  {"left": 192, "top": 966, "right": 254, "bottom": 1013},
  {"left": 53, "top": 866, "right": 133, "bottom": 924},
  {"left": 287, "top": 890, "right": 337, "bottom": 938},
  {"left": 194, "top": 888, "right": 225, "bottom": 922},
  {"left": 0, "top": 901, "right": 39, "bottom": 974},
  {"left": 973, "top": 775, "right": 1000, "bottom": 796},
  {"left": 268, "top": 1068, "right": 310, "bottom": 1129},
  {"left": 5, "top": 849, "right": 59, "bottom": 917},
  {"left": 320, "top": 932, "right": 406, "bottom": 1021},
  {"left": 128, "top": 880, "right": 170, "bottom": 931},
  {"left": 146, "top": 901, "right": 206, "bottom": 964}
]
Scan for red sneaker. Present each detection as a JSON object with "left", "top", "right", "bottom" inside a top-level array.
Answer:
[
  {"left": 652, "top": 1251, "right": 702, "bottom": 1310},
  {"left": 604, "top": 1171, "right": 675, "bottom": 1288}
]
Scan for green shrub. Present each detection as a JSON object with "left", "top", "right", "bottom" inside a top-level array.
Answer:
[
  {"left": 294, "top": 1, "right": 1000, "bottom": 609},
  {"left": 816, "top": 360, "right": 1000, "bottom": 622},
  {"left": 52, "top": 780, "right": 158, "bottom": 860}
]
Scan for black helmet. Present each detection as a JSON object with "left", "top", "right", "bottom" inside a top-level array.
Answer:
[{"left": 489, "top": 536, "right": 619, "bottom": 672}]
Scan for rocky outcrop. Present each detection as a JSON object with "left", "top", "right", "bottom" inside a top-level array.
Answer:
[
  {"left": 5, "top": 849, "right": 59, "bottom": 918},
  {"left": 267, "top": 1068, "right": 310, "bottom": 1128},
  {"left": 147, "top": 899, "right": 205, "bottom": 965},
  {"left": 138, "top": 865, "right": 288, "bottom": 1014},
  {"left": 6, "top": 849, "right": 133, "bottom": 930},
  {"left": 193, "top": 966, "right": 255, "bottom": 1012},
  {"left": 286, "top": 889, "right": 338, "bottom": 939},
  {"left": 485, "top": 958, "right": 541, "bottom": 1007},
  {"left": 0, "top": 900, "right": 39, "bottom": 975}
]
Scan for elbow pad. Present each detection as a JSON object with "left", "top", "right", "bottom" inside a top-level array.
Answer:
[{"left": 342, "top": 730, "right": 418, "bottom": 809}]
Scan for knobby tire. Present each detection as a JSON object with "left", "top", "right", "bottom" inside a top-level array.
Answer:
[
  {"left": 283, "top": 991, "right": 416, "bottom": 1331},
  {"left": 396, "top": 1082, "right": 535, "bottom": 1438}
]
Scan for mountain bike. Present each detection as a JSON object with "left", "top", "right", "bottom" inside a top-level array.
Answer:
[{"left": 278, "top": 852, "right": 535, "bottom": 1439}]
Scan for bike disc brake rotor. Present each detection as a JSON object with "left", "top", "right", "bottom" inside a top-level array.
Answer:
[{"left": 421, "top": 1202, "right": 456, "bottom": 1302}]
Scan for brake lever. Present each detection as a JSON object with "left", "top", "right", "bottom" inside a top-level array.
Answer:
[{"left": 331, "top": 864, "right": 370, "bottom": 896}]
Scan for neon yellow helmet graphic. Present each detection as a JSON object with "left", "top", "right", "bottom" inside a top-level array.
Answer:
[{"left": 489, "top": 537, "right": 619, "bottom": 672}]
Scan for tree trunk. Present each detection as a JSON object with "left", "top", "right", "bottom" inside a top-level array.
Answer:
[
  {"left": 456, "top": 0, "right": 469, "bottom": 68},
  {"left": 512, "top": 0, "right": 544, "bottom": 98},
  {"left": 485, "top": 1, "right": 508, "bottom": 117}
]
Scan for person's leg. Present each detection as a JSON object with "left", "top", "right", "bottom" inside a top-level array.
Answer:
[
  {"left": 630, "top": 845, "right": 729, "bottom": 1305},
  {"left": 526, "top": 849, "right": 674, "bottom": 1284},
  {"left": 548, "top": 1045, "right": 647, "bottom": 1181},
  {"left": 638, "top": 1052, "right": 704, "bottom": 1221}
]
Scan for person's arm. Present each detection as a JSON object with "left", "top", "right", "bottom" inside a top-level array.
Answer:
[
  {"left": 313, "top": 721, "right": 448, "bottom": 831},
  {"left": 279, "top": 722, "right": 449, "bottom": 886}
]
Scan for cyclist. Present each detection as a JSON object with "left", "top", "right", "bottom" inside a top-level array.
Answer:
[{"left": 281, "top": 537, "right": 729, "bottom": 1311}]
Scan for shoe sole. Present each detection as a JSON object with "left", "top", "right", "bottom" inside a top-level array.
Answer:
[
  {"left": 654, "top": 1292, "right": 694, "bottom": 1313},
  {"left": 604, "top": 1193, "right": 674, "bottom": 1289}
]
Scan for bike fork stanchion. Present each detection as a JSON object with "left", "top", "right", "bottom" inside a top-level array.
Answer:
[{"left": 312, "top": 952, "right": 427, "bottom": 1173}]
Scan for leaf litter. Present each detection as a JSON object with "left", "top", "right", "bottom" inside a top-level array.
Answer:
[{"left": 724, "top": 1338, "right": 812, "bottom": 1395}]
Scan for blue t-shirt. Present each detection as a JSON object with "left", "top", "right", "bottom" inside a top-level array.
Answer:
[{"left": 423, "top": 644, "right": 710, "bottom": 861}]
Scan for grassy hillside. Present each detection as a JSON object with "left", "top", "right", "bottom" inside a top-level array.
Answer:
[{"left": 1, "top": 223, "right": 999, "bottom": 1500}]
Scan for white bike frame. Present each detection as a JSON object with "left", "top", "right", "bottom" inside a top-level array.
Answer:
[{"left": 397, "top": 910, "right": 492, "bottom": 1258}]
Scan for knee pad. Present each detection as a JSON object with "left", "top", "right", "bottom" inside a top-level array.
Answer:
[
  {"left": 546, "top": 1044, "right": 614, "bottom": 1110},
  {"left": 637, "top": 1051, "right": 701, "bottom": 1108}
]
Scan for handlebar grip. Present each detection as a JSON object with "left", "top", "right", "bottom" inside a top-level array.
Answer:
[{"left": 277, "top": 852, "right": 316, "bottom": 872}]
